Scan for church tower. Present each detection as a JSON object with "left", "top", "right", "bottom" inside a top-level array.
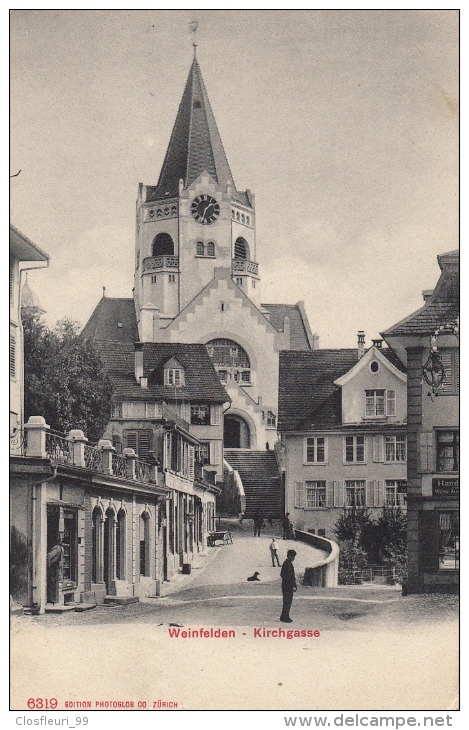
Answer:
[{"left": 134, "top": 57, "right": 260, "bottom": 337}]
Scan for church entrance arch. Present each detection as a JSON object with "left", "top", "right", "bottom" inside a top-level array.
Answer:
[{"left": 224, "top": 414, "right": 251, "bottom": 449}]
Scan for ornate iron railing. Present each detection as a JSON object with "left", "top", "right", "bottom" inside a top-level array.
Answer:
[
  {"left": 10, "top": 426, "right": 27, "bottom": 455},
  {"left": 112, "top": 452, "right": 128, "bottom": 478},
  {"left": 45, "top": 431, "right": 72, "bottom": 464},
  {"left": 135, "top": 459, "right": 152, "bottom": 483},
  {"left": 84, "top": 444, "right": 104, "bottom": 471}
]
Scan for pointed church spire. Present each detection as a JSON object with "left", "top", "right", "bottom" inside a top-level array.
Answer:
[{"left": 152, "top": 58, "right": 238, "bottom": 200}]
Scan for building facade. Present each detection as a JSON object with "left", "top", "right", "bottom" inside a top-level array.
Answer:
[
  {"left": 278, "top": 338, "right": 407, "bottom": 537},
  {"left": 383, "top": 250, "right": 459, "bottom": 593},
  {"left": 10, "top": 224, "right": 49, "bottom": 452}
]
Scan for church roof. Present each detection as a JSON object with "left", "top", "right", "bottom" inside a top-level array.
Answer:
[
  {"left": 92, "top": 340, "right": 230, "bottom": 404},
  {"left": 21, "top": 273, "right": 45, "bottom": 313},
  {"left": 146, "top": 59, "right": 250, "bottom": 206},
  {"left": 261, "top": 303, "right": 313, "bottom": 350},
  {"left": 81, "top": 297, "right": 139, "bottom": 342},
  {"left": 278, "top": 349, "right": 359, "bottom": 432}
]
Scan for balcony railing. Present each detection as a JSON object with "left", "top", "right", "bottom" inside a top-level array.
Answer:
[
  {"left": 112, "top": 452, "right": 128, "bottom": 478},
  {"left": 46, "top": 431, "right": 72, "bottom": 465},
  {"left": 143, "top": 255, "right": 179, "bottom": 272},
  {"left": 22, "top": 418, "right": 159, "bottom": 487},
  {"left": 232, "top": 259, "right": 259, "bottom": 275}
]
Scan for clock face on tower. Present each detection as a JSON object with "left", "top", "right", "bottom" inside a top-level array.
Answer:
[{"left": 191, "top": 195, "right": 220, "bottom": 225}]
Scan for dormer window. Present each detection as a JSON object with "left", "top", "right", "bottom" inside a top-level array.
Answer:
[
  {"left": 165, "top": 368, "right": 184, "bottom": 387},
  {"left": 365, "top": 389, "right": 395, "bottom": 417}
]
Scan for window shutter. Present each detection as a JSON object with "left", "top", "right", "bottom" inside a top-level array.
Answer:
[
  {"left": 9, "top": 332, "right": 16, "bottom": 378},
  {"left": 454, "top": 350, "right": 459, "bottom": 394},
  {"left": 294, "top": 482, "right": 304, "bottom": 509},
  {"left": 125, "top": 431, "right": 137, "bottom": 451},
  {"left": 439, "top": 351, "right": 453, "bottom": 394},
  {"left": 210, "top": 404, "right": 222, "bottom": 426},
  {"left": 334, "top": 480, "right": 344, "bottom": 508},
  {"left": 419, "top": 431, "right": 434, "bottom": 473},
  {"left": 366, "top": 480, "right": 375, "bottom": 508},
  {"left": 376, "top": 480, "right": 385, "bottom": 507},
  {"left": 211, "top": 441, "right": 222, "bottom": 465},
  {"left": 386, "top": 390, "right": 396, "bottom": 416},
  {"left": 326, "top": 481, "right": 334, "bottom": 507},
  {"left": 188, "top": 446, "right": 195, "bottom": 480},
  {"left": 164, "top": 433, "right": 171, "bottom": 470},
  {"left": 372, "top": 435, "right": 384, "bottom": 462},
  {"left": 137, "top": 431, "right": 151, "bottom": 460},
  {"left": 419, "top": 511, "right": 439, "bottom": 571}
]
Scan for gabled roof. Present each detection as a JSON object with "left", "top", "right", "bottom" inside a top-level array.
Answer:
[
  {"left": 334, "top": 346, "right": 406, "bottom": 387},
  {"left": 278, "top": 349, "right": 358, "bottom": 432},
  {"left": 81, "top": 297, "right": 139, "bottom": 343},
  {"left": 382, "top": 249, "right": 459, "bottom": 337},
  {"left": 146, "top": 59, "right": 249, "bottom": 206},
  {"left": 261, "top": 303, "right": 313, "bottom": 350},
  {"left": 92, "top": 341, "right": 230, "bottom": 404}
]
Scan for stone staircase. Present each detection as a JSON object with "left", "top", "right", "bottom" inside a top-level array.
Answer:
[{"left": 224, "top": 449, "right": 283, "bottom": 518}]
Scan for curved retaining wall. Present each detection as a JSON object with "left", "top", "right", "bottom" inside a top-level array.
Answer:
[{"left": 294, "top": 530, "right": 339, "bottom": 588}]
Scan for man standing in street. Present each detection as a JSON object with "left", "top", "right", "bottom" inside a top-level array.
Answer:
[
  {"left": 269, "top": 537, "right": 281, "bottom": 567},
  {"left": 253, "top": 509, "right": 263, "bottom": 537},
  {"left": 280, "top": 549, "right": 297, "bottom": 622}
]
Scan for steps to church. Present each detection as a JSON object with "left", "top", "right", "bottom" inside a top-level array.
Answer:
[{"left": 224, "top": 449, "right": 283, "bottom": 518}]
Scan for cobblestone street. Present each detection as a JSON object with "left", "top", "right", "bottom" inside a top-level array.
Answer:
[{"left": 10, "top": 522, "right": 458, "bottom": 711}]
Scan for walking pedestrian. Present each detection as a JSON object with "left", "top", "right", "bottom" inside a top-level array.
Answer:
[
  {"left": 269, "top": 537, "right": 281, "bottom": 567},
  {"left": 282, "top": 513, "right": 291, "bottom": 540},
  {"left": 280, "top": 549, "right": 297, "bottom": 623},
  {"left": 253, "top": 509, "right": 262, "bottom": 537}
]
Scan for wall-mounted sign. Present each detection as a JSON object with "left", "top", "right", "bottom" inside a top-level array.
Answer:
[{"left": 432, "top": 478, "right": 459, "bottom": 498}]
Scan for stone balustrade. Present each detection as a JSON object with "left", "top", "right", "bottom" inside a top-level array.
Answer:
[{"left": 23, "top": 416, "right": 158, "bottom": 485}]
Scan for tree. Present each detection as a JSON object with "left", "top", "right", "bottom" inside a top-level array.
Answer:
[{"left": 22, "top": 310, "right": 113, "bottom": 440}]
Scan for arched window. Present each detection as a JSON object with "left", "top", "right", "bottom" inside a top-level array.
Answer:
[
  {"left": 196, "top": 241, "right": 204, "bottom": 256},
  {"left": 91, "top": 507, "right": 103, "bottom": 584},
  {"left": 206, "top": 242, "right": 215, "bottom": 257},
  {"left": 139, "top": 512, "right": 150, "bottom": 577},
  {"left": 206, "top": 339, "right": 250, "bottom": 368},
  {"left": 152, "top": 233, "right": 174, "bottom": 257},
  {"left": 234, "top": 237, "right": 249, "bottom": 260},
  {"left": 116, "top": 509, "right": 126, "bottom": 580}
]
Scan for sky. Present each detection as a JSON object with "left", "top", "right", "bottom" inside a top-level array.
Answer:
[{"left": 10, "top": 9, "right": 459, "bottom": 349}]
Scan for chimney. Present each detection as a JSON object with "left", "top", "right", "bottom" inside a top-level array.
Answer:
[
  {"left": 140, "top": 302, "right": 159, "bottom": 342},
  {"left": 357, "top": 331, "right": 365, "bottom": 359},
  {"left": 283, "top": 316, "right": 290, "bottom": 348},
  {"left": 312, "top": 333, "right": 320, "bottom": 350},
  {"left": 134, "top": 342, "right": 144, "bottom": 383},
  {"left": 422, "top": 289, "right": 433, "bottom": 302},
  {"left": 372, "top": 339, "right": 383, "bottom": 349}
]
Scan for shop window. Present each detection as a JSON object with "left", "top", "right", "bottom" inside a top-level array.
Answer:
[
  {"left": 436, "top": 431, "right": 459, "bottom": 472},
  {"left": 62, "top": 509, "right": 78, "bottom": 584},
  {"left": 438, "top": 511, "right": 459, "bottom": 570}
]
